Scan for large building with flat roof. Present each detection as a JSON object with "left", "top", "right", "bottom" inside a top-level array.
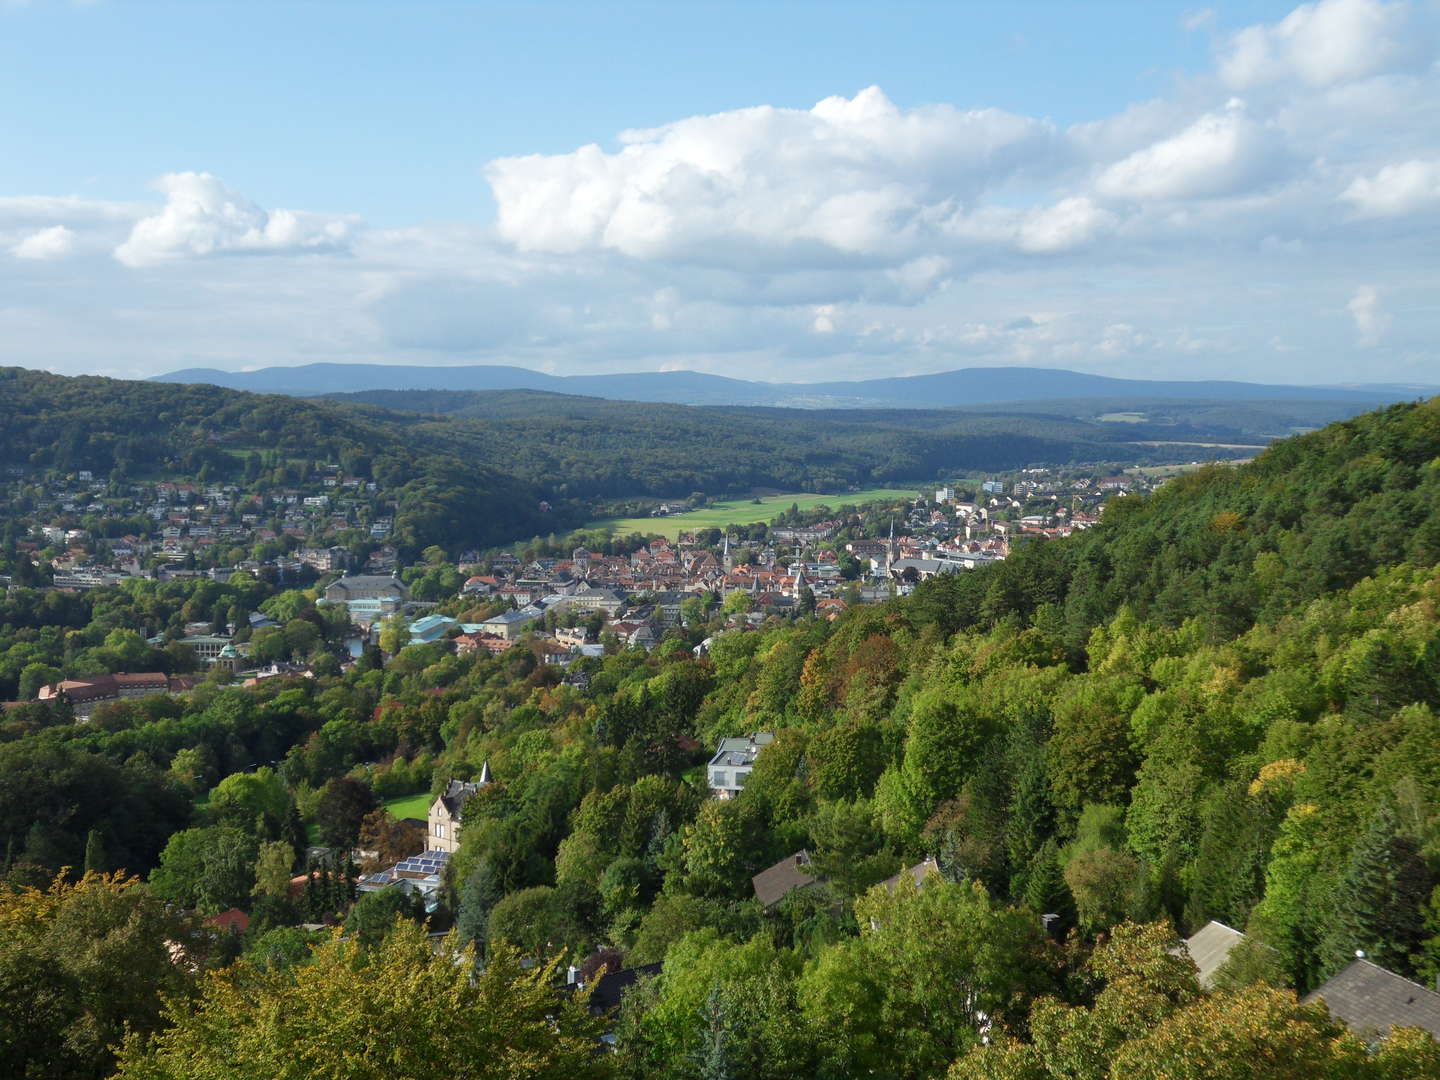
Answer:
[{"left": 323, "top": 573, "right": 410, "bottom": 624}]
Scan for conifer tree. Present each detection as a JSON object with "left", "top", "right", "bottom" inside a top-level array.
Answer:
[
  {"left": 693, "top": 985, "right": 736, "bottom": 1080},
  {"left": 82, "top": 829, "right": 106, "bottom": 875},
  {"left": 281, "top": 803, "right": 307, "bottom": 860},
  {"left": 457, "top": 858, "right": 504, "bottom": 949},
  {"left": 1022, "top": 837, "right": 1075, "bottom": 933},
  {"left": 302, "top": 866, "right": 320, "bottom": 921},
  {"left": 1006, "top": 747, "right": 1053, "bottom": 897},
  {"left": 1322, "top": 802, "right": 1435, "bottom": 978},
  {"left": 1185, "top": 781, "right": 1275, "bottom": 931}
]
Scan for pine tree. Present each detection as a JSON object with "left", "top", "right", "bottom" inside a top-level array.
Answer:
[
  {"left": 1322, "top": 802, "right": 1435, "bottom": 977},
  {"left": 457, "top": 859, "right": 503, "bottom": 949},
  {"left": 1006, "top": 747, "right": 1054, "bottom": 897},
  {"left": 282, "top": 803, "right": 307, "bottom": 861},
  {"left": 82, "top": 829, "right": 106, "bottom": 875},
  {"left": 1022, "top": 838, "right": 1075, "bottom": 933},
  {"left": 303, "top": 866, "right": 321, "bottom": 921},
  {"left": 693, "top": 985, "right": 736, "bottom": 1080}
]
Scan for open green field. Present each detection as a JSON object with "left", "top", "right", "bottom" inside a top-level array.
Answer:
[
  {"left": 1125, "top": 459, "right": 1255, "bottom": 478},
  {"left": 586, "top": 487, "right": 922, "bottom": 540},
  {"left": 383, "top": 791, "right": 433, "bottom": 822}
]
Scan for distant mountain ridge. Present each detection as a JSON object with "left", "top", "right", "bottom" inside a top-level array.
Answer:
[{"left": 152, "top": 363, "right": 1426, "bottom": 409}]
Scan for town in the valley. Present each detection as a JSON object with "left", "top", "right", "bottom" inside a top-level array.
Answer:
[{"left": 0, "top": 462, "right": 1166, "bottom": 712}]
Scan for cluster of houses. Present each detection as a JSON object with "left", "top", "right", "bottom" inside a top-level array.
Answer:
[
  {"left": 3, "top": 469, "right": 1178, "bottom": 716},
  {"left": 738, "top": 840, "right": 1440, "bottom": 1048},
  {"left": 3, "top": 466, "right": 398, "bottom": 586},
  {"left": 703, "top": 727, "right": 1440, "bottom": 1048},
  {"left": 0, "top": 605, "right": 320, "bottom": 715},
  {"left": 6, "top": 463, "right": 1165, "bottom": 601}
]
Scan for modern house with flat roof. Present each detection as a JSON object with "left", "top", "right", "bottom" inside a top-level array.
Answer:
[
  {"left": 707, "top": 732, "right": 774, "bottom": 799},
  {"left": 355, "top": 849, "right": 451, "bottom": 912}
]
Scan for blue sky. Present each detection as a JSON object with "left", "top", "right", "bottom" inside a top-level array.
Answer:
[{"left": 2, "top": 0, "right": 1437, "bottom": 385}]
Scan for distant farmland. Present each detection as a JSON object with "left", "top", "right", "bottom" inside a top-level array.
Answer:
[{"left": 586, "top": 487, "right": 921, "bottom": 540}]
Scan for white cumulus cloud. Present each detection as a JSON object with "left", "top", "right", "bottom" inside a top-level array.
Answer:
[
  {"left": 1095, "top": 101, "right": 1281, "bottom": 201},
  {"left": 1343, "top": 159, "right": 1440, "bottom": 217},
  {"left": 1017, "top": 197, "right": 1116, "bottom": 253},
  {"left": 1219, "top": 0, "right": 1434, "bottom": 89},
  {"left": 114, "top": 172, "right": 356, "bottom": 267},
  {"left": 1348, "top": 283, "right": 1391, "bottom": 345},
  {"left": 10, "top": 224, "right": 75, "bottom": 260},
  {"left": 486, "top": 86, "right": 1059, "bottom": 264}
]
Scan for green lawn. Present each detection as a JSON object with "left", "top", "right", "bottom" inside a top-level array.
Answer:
[
  {"left": 1097, "top": 411, "right": 1148, "bottom": 423},
  {"left": 383, "top": 791, "right": 433, "bottom": 822},
  {"left": 586, "top": 486, "right": 922, "bottom": 541}
]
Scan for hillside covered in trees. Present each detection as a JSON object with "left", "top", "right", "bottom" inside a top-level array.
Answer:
[
  {"left": 0, "top": 367, "right": 551, "bottom": 554},
  {"left": 1, "top": 394, "right": 1439, "bottom": 1078},
  {"left": 3, "top": 366, "right": 1235, "bottom": 520}
]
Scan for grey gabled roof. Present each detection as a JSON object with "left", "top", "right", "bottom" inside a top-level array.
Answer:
[
  {"left": 880, "top": 857, "right": 939, "bottom": 894},
  {"left": 1303, "top": 959, "right": 1440, "bottom": 1039},
  {"left": 437, "top": 778, "right": 482, "bottom": 817},
  {"left": 1183, "top": 921, "right": 1248, "bottom": 988},
  {"left": 752, "top": 850, "right": 820, "bottom": 909},
  {"left": 328, "top": 574, "right": 405, "bottom": 593}
]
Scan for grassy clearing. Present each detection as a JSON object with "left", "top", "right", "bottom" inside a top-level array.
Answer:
[
  {"left": 1097, "top": 411, "right": 1149, "bottom": 423},
  {"left": 383, "top": 791, "right": 433, "bottom": 821},
  {"left": 1125, "top": 459, "right": 1256, "bottom": 478},
  {"left": 586, "top": 486, "right": 922, "bottom": 541}
]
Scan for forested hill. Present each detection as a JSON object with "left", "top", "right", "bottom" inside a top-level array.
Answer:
[
  {"left": 153, "top": 359, "right": 1424, "bottom": 410},
  {"left": 0, "top": 367, "right": 552, "bottom": 552},
  {"left": 320, "top": 387, "right": 1224, "bottom": 499},
  {"left": 4, "top": 366, "right": 1221, "bottom": 518},
  {"left": 921, "top": 395, "right": 1440, "bottom": 648}
]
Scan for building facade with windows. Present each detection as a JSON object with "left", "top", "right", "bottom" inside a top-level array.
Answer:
[{"left": 707, "top": 732, "right": 775, "bottom": 799}]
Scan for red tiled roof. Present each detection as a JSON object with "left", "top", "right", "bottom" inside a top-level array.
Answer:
[{"left": 208, "top": 908, "right": 250, "bottom": 933}]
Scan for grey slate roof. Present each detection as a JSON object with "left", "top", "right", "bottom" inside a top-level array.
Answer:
[
  {"left": 327, "top": 574, "right": 406, "bottom": 594},
  {"left": 1303, "top": 959, "right": 1440, "bottom": 1039},
  {"left": 752, "top": 850, "right": 820, "bottom": 909},
  {"left": 438, "top": 778, "right": 482, "bottom": 817},
  {"left": 880, "top": 857, "right": 940, "bottom": 893},
  {"left": 1183, "top": 921, "right": 1248, "bottom": 988},
  {"left": 888, "top": 558, "right": 963, "bottom": 577}
]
